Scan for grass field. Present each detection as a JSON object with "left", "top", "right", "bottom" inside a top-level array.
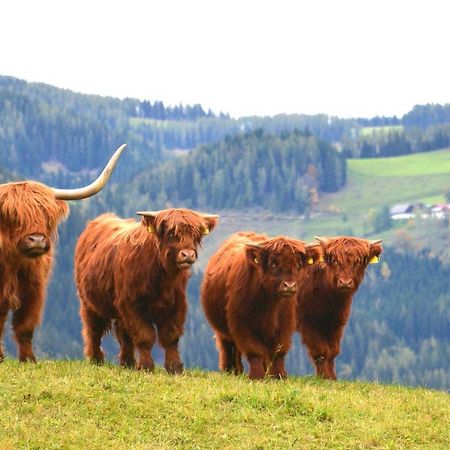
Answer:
[{"left": 0, "top": 360, "right": 449, "bottom": 449}]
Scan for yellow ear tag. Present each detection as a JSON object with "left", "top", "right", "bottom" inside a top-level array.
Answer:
[
  {"left": 203, "top": 227, "right": 210, "bottom": 235},
  {"left": 147, "top": 225, "right": 155, "bottom": 233},
  {"left": 369, "top": 255, "right": 379, "bottom": 264},
  {"left": 319, "top": 256, "right": 325, "bottom": 262},
  {"left": 307, "top": 257, "right": 314, "bottom": 265}
]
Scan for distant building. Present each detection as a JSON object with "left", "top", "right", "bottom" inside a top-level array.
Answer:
[
  {"left": 390, "top": 203, "right": 416, "bottom": 220},
  {"left": 430, "top": 204, "right": 450, "bottom": 219}
]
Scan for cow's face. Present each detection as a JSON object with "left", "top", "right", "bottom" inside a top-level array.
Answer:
[
  {"left": 0, "top": 182, "right": 69, "bottom": 259},
  {"left": 139, "top": 209, "right": 218, "bottom": 272},
  {"left": 246, "top": 238, "right": 317, "bottom": 298},
  {"left": 316, "top": 237, "right": 383, "bottom": 293}
]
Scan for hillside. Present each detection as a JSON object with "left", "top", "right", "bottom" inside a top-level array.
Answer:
[
  {"left": 195, "top": 148, "right": 450, "bottom": 259},
  {"left": 0, "top": 361, "right": 448, "bottom": 449},
  {"left": 2, "top": 149, "right": 450, "bottom": 391},
  {"left": 131, "top": 129, "right": 346, "bottom": 213}
]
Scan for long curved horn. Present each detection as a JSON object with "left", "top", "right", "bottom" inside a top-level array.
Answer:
[
  {"left": 369, "top": 239, "right": 383, "bottom": 245},
  {"left": 52, "top": 144, "right": 126, "bottom": 200},
  {"left": 200, "top": 213, "right": 220, "bottom": 219}
]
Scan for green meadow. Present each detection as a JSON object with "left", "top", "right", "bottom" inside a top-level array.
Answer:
[{"left": 0, "top": 360, "right": 449, "bottom": 449}]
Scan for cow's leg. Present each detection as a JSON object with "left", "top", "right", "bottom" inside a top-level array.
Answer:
[
  {"left": 299, "top": 321, "right": 333, "bottom": 379},
  {"left": 234, "top": 347, "right": 244, "bottom": 374},
  {"left": 157, "top": 299, "right": 187, "bottom": 375},
  {"left": 268, "top": 352, "right": 288, "bottom": 379},
  {"left": 11, "top": 282, "right": 47, "bottom": 363},
  {"left": 267, "top": 329, "right": 293, "bottom": 379},
  {"left": 216, "top": 334, "right": 243, "bottom": 374},
  {"left": 247, "top": 354, "right": 266, "bottom": 380},
  {"left": 0, "top": 301, "right": 9, "bottom": 362},
  {"left": 115, "top": 302, "right": 156, "bottom": 371},
  {"left": 80, "top": 304, "right": 109, "bottom": 364},
  {"left": 324, "top": 323, "right": 347, "bottom": 380},
  {"left": 115, "top": 320, "right": 135, "bottom": 368},
  {"left": 229, "top": 326, "right": 268, "bottom": 379}
]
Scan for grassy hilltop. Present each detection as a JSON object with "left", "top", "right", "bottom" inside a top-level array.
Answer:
[{"left": 0, "top": 360, "right": 449, "bottom": 449}]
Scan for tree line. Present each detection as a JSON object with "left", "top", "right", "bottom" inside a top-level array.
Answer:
[{"left": 132, "top": 129, "right": 346, "bottom": 213}]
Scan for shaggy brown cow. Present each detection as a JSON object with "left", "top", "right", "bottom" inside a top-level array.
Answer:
[
  {"left": 296, "top": 236, "right": 383, "bottom": 380},
  {"left": 74, "top": 208, "right": 218, "bottom": 373},
  {"left": 201, "top": 231, "right": 318, "bottom": 380},
  {"left": 0, "top": 145, "right": 126, "bottom": 362}
]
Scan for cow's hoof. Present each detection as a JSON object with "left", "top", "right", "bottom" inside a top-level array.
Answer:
[
  {"left": 120, "top": 359, "right": 136, "bottom": 369},
  {"left": 165, "top": 361, "right": 184, "bottom": 375},
  {"left": 19, "top": 355, "right": 37, "bottom": 363},
  {"left": 269, "top": 372, "right": 287, "bottom": 380},
  {"left": 138, "top": 360, "right": 155, "bottom": 372},
  {"left": 89, "top": 355, "right": 104, "bottom": 365}
]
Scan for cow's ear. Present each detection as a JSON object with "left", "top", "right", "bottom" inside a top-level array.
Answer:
[
  {"left": 55, "top": 200, "right": 70, "bottom": 221},
  {"left": 368, "top": 240, "right": 383, "bottom": 264},
  {"left": 202, "top": 214, "right": 219, "bottom": 235},
  {"left": 136, "top": 211, "right": 159, "bottom": 234},
  {"left": 246, "top": 244, "right": 265, "bottom": 267},
  {"left": 304, "top": 244, "right": 322, "bottom": 265}
]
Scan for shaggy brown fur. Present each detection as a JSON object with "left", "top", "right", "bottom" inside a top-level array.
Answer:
[
  {"left": 74, "top": 208, "right": 218, "bottom": 373},
  {"left": 296, "top": 236, "right": 383, "bottom": 380},
  {"left": 201, "top": 231, "right": 317, "bottom": 380},
  {"left": 0, "top": 182, "right": 69, "bottom": 362}
]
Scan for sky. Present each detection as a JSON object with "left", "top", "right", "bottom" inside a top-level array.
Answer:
[{"left": 1, "top": 0, "right": 450, "bottom": 119}]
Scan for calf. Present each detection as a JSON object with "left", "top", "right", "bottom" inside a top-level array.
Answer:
[
  {"left": 201, "top": 231, "right": 317, "bottom": 380},
  {"left": 296, "top": 236, "right": 383, "bottom": 380},
  {"left": 74, "top": 208, "right": 218, "bottom": 373}
]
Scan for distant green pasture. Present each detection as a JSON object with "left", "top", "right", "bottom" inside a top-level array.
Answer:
[
  {"left": 359, "top": 125, "right": 404, "bottom": 137},
  {"left": 350, "top": 149, "right": 450, "bottom": 177}
]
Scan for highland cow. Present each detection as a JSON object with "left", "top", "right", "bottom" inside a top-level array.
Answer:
[
  {"left": 74, "top": 208, "right": 218, "bottom": 373},
  {"left": 0, "top": 145, "right": 126, "bottom": 362},
  {"left": 296, "top": 236, "right": 383, "bottom": 380},
  {"left": 201, "top": 231, "right": 318, "bottom": 380}
]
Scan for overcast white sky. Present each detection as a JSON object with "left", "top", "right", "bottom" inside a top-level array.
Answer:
[{"left": 1, "top": 0, "right": 449, "bottom": 118}]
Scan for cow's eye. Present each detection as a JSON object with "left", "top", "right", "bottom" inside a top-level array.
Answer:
[
  {"left": 270, "top": 261, "right": 278, "bottom": 269},
  {"left": 167, "top": 233, "right": 176, "bottom": 241}
]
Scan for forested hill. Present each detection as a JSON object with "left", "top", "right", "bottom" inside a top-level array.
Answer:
[
  {"left": 0, "top": 75, "right": 236, "bottom": 185},
  {"left": 131, "top": 130, "right": 346, "bottom": 213},
  {"left": 3, "top": 75, "right": 450, "bottom": 191}
]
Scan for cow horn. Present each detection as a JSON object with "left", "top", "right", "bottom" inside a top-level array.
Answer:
[
  {"left": 369, "top": 239, "right": 383, "bottom": 245},
  {"left": 52, "top": 144, "right": 126, "bottom": 200},
  {"left": 246, "top": 242, "right": 264, "bottom": 249},
  {"left": 200, "top": 213, "right": 220, "bottom": 219},
  {"left": 314, "top": 236, "right": 331, "bottom": 244},
  {"left": 136, "top": 210, "right": 166, "bottom": 218}
]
